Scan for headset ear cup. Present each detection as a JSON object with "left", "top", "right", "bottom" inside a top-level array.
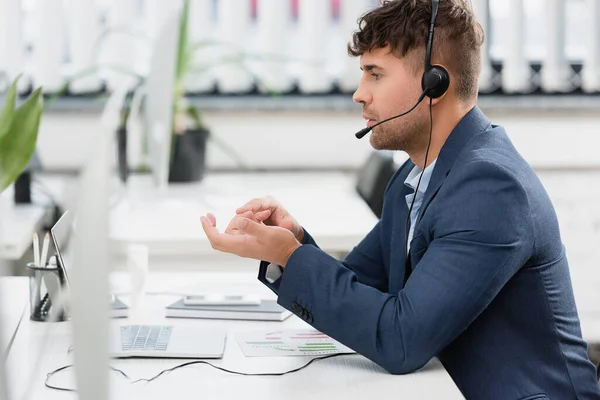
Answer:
[{"left": 421, "top": 65, "right": 450, "bottom": 99}]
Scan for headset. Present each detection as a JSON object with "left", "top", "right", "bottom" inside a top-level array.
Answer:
[
  {"left": 422, "top": 0, "right": 450, "bottom": 99},
  {"left": 355, "top": 0, "right": 450, "bottom": 140},
  {"left": 354, "top": 0, "right": 449, "bottom": 286}
]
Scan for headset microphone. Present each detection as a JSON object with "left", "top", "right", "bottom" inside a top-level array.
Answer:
[{"left": 355, "top": 90, "right": 428, "bottom": 139}]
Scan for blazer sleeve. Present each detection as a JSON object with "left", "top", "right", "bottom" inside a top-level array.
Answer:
[
  {"left": 258, "top": 160, "right": 411, "bottom": 294},
  {"left": 257, "top": 228, "right": 318, "bottom": 293},
  {"left": 258, "top": 221, "right": 387, "bottom": 294},
  {"left": 272, "top": 160, "right": 535, "bottom": 374}
]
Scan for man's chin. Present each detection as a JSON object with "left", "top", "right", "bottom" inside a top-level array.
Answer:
[
  {"left": 370, "top": 133, "right": 405, "bottom": 152},
  {"left": 369, "top": 139, "right": 385, "bottom": 150},
  {"left": 369, "top": 132, "right": 389, "bottom": 150}
]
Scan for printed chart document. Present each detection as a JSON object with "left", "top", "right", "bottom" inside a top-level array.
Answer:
[{"left": 235, "top": 329, "right": 355, "bottom": 357}]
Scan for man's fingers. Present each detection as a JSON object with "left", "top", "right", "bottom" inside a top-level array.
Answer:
[
  {"left": 206, "top": 213, "right": 217, "bottom": 227},
  {"left": 225, "top": 211, "right": 253, "bottom": 235},
  {"left": 201, "top": 216, "right": 221, "bottom": 246},
  {"left": 254, "top": 210, "right": 271, "bottom": 222},
  {"left": 236, "top": 203, "right": 259, "bottom": 214},
  {"left": 235, "top": 200, "right": 257, "bottom": 214},
  {"left": 235, "top": 217, "right": 269, "bottom": 238},
  {"left": 236, "top": 197, "right": 274, "bottom": 214},
  {"left": 202, "top": 215, "right": 247, "bottom": 251}
]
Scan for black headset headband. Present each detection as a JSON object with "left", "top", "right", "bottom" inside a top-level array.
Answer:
[{"left": 421, "top": 0, "right": 450, "bottom": 99}]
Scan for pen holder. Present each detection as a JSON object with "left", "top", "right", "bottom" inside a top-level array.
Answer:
[{"left": 26, "top": 262, "right": 69, "bottom": 322}]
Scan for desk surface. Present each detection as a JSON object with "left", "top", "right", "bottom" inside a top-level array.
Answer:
[
  {"left": 5, "top": 274, "right": 464, "bottom": 400},
  {"left": 1, "top": 278, "right": 28, "bottom": 354},
  {"left": 0, "top": 198, "right": 47, "bottom": 260},
  {"left": 110, "top": 172, "right": 379, "bottom": 256}
]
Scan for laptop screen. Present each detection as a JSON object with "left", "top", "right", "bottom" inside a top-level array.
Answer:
[{"left": 50, "top": 210, "right": 73, "bottom": 284}]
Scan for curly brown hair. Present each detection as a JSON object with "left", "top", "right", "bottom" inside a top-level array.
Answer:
[{"left": 348, "top": 0, "right": 484, "bottom": 102}]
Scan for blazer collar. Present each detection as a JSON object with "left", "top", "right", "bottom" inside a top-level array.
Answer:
[{"left": 416, "top": 106, "right": 491, "bottom": 224}]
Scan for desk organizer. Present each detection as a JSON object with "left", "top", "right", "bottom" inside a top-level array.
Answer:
[{"left": 26, "top": 262, "right": 69, "bottom": 322}]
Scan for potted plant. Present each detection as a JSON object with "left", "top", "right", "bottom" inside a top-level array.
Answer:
[
  {"left": 168, "top": 0, "right": 210, "bottom": 183},
  {"left": 0, "top": 75, "right": 44, "bottom": 193},
  {"left": 116, "top": 104, "right": 131, "bottom": 183},
  {"left": 167, "top": 0, "right": 252, "bottom": 183},
  {"left": 26, "top": 0, "right": 258, "bottom": 185}
]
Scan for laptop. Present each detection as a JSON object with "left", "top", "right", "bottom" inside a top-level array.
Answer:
[
  {"left": 50, "top": 211, "right": 128, "bottom": 318},
  {"left": 51, "top": 211, "right": 227, "bottom": 359},
  {"left": 109, "top": 325, "right": 227, "bottom": 359}
]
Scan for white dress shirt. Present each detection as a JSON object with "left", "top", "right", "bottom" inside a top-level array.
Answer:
[
  {"left": 265, "top": 262, "right": 284, "bottom": 283},
  {"left": 404, "top": 159, "right": 437, "bottom": 252}
]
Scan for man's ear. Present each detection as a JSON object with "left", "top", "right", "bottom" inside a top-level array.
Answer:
[
  {"left": 429, "top": 91, "right": 447, "bottom": 105},
  {"left": 427, "top": 63, "right": 451, "bottom": 106}
]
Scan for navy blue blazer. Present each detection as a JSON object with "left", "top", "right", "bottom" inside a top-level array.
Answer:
[{"left": 258, "top": 106, "right": 600, "bottom": 399}]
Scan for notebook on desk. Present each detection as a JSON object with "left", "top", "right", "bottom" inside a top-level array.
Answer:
[{"left": 165, "top": 299, "right": 292, "bottom": 321}]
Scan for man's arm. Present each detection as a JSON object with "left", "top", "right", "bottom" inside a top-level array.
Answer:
[
  {"left": 258, "top": 228, "right": 318, "bottom": 292},
  {"left": 273, "top": 161, "right": 534, "bottom": 374},
  {"left": 259, "top": 221, "right": 388, "bottom": 293},
  {"left": 258, "top": 160, "right": 412, "bottom": 294}
]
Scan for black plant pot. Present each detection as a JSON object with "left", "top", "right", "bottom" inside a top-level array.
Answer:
[
  {"left": 116, "top": 126, "right": 128, "bottom": 183},
  {"left": 14, "top": 171, "right": 31, "bottom": 204},
  {"left": 168, "top": 128, "right": 210, "bottom": 183}
]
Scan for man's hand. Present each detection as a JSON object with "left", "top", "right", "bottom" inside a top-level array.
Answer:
[
  {"left": 236, "top": 196, "right": 304, "bottom": 243},
  {"left": 224, "top": 210, "right": 271, "bottom": 235},
  {"left": 200, "top": 212, "right": 302, "bottom": 267}
]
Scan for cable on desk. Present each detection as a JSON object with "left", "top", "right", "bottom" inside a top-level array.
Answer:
[
  {"left": 131, "top": 352, "right": 356, "bottom": 384},
  {"left": 44, "top": 353, "right": 356, "bottom": 392},
  {"left": 45, "top": 365, "right": 131, "bottom": 392}
]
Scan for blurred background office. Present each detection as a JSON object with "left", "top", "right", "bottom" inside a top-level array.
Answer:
[{"left": 1, "top": 0, "right": 599, "bottom": 363}]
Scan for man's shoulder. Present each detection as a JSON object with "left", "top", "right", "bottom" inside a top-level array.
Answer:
[{"left": 455, "top": 124, "right": 533, "bottom": 181}]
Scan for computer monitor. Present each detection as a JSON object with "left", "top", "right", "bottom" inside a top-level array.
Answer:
[
  {"left": 66, "top": 85, "right": 128, "bottom": 400},
  {"left": 0, "top": 193, "right": 9, "bottom": 400},
  {"left": 0, "top": 278, "right": 7, "bottom": 400},
  {"left": 144, "top": 8, "right": 181, "bottom": 189},
  {"left": 48, "top": 210, "right": 72, "bottom": 283}
]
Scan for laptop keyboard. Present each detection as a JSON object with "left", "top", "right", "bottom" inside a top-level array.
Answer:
[{"left": 121, "top": 325, "right": 172, "bottom": 352}]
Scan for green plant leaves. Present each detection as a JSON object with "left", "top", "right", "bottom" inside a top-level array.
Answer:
[
  {"left": 176, "top": 0, "right": 191, "bottom": 83},
  {"left": 0, "top": 76, "right": 19, "bottom": 142},
  {"left": 0, "top": 84, "right": 44, "bottom": 192}
]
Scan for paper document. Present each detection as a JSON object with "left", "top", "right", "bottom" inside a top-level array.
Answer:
[{"left": 235, "top": 329, "right": 355, "bottom": 357}]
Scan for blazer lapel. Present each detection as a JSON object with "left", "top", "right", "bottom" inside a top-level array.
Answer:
[
  {"left": 416, "top": 106, "right": 491, "bottom": 226},
  {"left": 386, "top": 160, "right": 414, "bottom": 294}
]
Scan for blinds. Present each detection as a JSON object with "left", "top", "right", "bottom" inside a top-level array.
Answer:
[{"left": 1, "top": 0, "right": 598, "bottom": 94}]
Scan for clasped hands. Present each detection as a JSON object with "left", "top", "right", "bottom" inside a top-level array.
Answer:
[{"left": 200, "top": 196, "right": 304, "bottom": 268}]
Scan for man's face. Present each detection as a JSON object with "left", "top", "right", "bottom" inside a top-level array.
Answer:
[{"left": 353, "top": 46, "right": 428, "bottom": 152}]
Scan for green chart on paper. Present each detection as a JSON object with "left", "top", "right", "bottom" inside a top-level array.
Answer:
[{"left": 236, "top": 329, "right": 355, "bottom": 357}]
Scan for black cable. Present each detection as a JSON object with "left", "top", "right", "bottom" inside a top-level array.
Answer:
[
  {"left": 45, "top": 365, "right": 130, "bottom": 392},
  {"left": 403, "top": 98, "right": 434, "bottom": 286},
  {"left": 44, "top": 352, "right": 356, "bottom": 392},
  {"left": 132, "top": 352, "right": 355, "bottom": 384}
]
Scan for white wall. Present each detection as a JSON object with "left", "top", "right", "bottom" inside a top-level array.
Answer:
[{"left": 36, "top": 108, "right": 600, "bottom": 172}]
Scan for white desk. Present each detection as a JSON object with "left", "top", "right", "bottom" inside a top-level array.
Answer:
[
  {"left": 5, "top": 273, "right": 464, "bottom": 400},
  {"left": 110, "top": 172, "right": 379, "bottom": 258},
  {"left": 1, "top": 278, "right": 29, "bottom": 354},
  {"left": 0, "top": 198, "right": 47, "bottom": 261},
  {"left": 0, "top": 176, "right": 73, "bottom": 263}
]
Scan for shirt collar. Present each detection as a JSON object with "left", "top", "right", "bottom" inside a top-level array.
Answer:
[{"left": 404, "top": 159, "right": 438, "bottom": 194}]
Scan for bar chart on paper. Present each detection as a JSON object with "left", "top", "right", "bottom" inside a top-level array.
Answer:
[{"left": 235, "top": 329, "right": 355, "bottom": 357}]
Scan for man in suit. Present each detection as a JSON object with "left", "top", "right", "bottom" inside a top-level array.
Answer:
[{"left": 201, "top": 0, "right": 600, "bottom": 398}]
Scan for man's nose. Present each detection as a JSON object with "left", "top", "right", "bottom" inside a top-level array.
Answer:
[{"left": 352, "top": 84, "right": 370, "bottom": 105}]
